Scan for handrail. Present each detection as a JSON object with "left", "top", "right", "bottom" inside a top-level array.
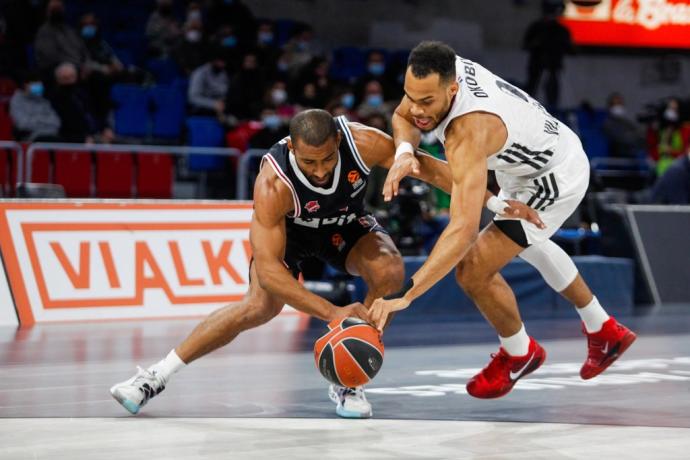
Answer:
[
  {"left": 236, "top": 149, "right": 266, "bottom": 200},
  {"left": 21, "top": 142, "right": 241, "bottom": 185}
]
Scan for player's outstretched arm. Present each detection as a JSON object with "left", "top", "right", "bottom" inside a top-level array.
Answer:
[
  {"left": 351, "top": 122, "right": 452, "bottom": 194},
  {"left": 370, "top": 114, "right": 491, "bottom": 330},
  {"left": 251, "top": 170, "right": 368, "bottom": 322}
]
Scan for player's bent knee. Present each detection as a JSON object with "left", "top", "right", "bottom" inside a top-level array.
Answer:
[{"left": 244, "top": 300, "right": 283, "bottom": 327}]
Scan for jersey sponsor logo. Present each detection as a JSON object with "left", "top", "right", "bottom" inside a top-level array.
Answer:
[
  {"left": 348, "top": 170, "right": 364, "bottom": 189},
  {"left": 460, "top": 58, "right": 488, "bottom": 98},
  {"left": 304, "top": 200, "right": 321, "bottom": 213},
  {"left": 293, "top": 212, "right": 358, "bottom": 229}
]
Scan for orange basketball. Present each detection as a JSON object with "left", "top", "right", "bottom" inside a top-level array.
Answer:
[{"left": 314, "top": 317, "right": 385, "bottom": 387}]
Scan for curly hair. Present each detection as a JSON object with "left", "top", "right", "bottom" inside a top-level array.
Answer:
[{"left": 407, "top": 41, "right": 456, "bottom": 84}]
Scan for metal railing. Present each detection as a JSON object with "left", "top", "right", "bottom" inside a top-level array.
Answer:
[
  {"left": 18, "top": 143, "right": 241, "bottom": 198},
  {"left": 0, "top": 141, "right": 23, "bottom": 197},
  {"left": 236, "top": 149, "right": 267, "bottom": 200}
]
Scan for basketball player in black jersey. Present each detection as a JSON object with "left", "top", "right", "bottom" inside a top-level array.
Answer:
[{"left": 109, "top": 109, "right": 461, "bottom": 418}]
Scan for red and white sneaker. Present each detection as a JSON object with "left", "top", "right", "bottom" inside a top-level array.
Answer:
[
  {"left": 466, "top": 337, "right": 546, "bottom": 399},
  {"left": 580, "top": 316, "right": 636, "bottom": 380}
]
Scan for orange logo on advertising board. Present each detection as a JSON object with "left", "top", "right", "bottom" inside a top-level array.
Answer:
[{"left": 23, "top": 222, "right": 252, "bottom": 309}]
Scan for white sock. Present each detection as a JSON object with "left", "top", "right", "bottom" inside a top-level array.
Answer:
[
  {"left": 499, "top": 323, "right": 530, "bottom": 356},
  {"left": 149, "top": 349, "right": 186, "bottom": 381},
  {"left": 577, "top": 296, "right": 610, "bottom": 333}
]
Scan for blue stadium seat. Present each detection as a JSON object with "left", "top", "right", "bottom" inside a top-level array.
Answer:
[
  {"left": 146, "top": 58, "right": 181, "bottom": 85},
  {"left": 576, "top": 108, "right": 610, "bottom": 159},
  {"left": 330, "top": 46, "right": 367, "bottom": 81},
  {"left": 186, "top": 116, "right": 226, "bottom": 170},
  {"left": 150, "top": 84, "right": 186, "bottom": 139},
  {"left": 111, "top": 84, "right": 150, "bottom": 137}
]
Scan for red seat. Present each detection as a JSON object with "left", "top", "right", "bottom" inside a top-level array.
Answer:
[
  {"left": 0, "top": 147, "right": 19, "bottom": 197},
  {"left": 30, "top": 149, "right": 51, "bottom": 183},
  {"left": 0, "top": 101, "right": 13, "bottom": 141},
  {"left": 137, "top": 152, "right": 173, "bottom": 198},
  {"left": 96, "top": 152, "right": 133, "bottom": 198},
  {"left": 54, "top": 150, "right": 92, "bottom": 197}
]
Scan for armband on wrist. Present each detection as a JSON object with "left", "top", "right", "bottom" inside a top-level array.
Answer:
[
  {"left": 383, "top": 279, "right": 414, "bottom": 300},
  {"left": 487, "top": 195, "right": 508, "bottom": 214},
  {"left": 394, "top": 142, "right": 415, "bottom": 160}
]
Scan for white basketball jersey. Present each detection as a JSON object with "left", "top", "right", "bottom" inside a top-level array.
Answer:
[{"left": 433, "top": 56, "right": 575, "bottom": 178}]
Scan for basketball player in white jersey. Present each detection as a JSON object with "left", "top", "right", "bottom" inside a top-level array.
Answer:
[{"left": 370, "top": 41, "right": 636, "bottom": 399}]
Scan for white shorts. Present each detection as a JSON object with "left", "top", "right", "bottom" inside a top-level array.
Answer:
[{"left": 494, "top": 128, "right": 590, "bottom": 245}]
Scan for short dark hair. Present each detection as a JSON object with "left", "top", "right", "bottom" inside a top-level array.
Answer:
[
  {"left": 407, "top": 41, "right": 456, "bottom": 84},
  {"left": 289, "top": 109, "right": 337, "bottom": 147}
]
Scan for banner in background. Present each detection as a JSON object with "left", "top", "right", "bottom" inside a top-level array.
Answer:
[
  {"left": 562, "top": 0, "right": 690, "bottom": 48},
  {"left": 0, "top": 202, "right": 264, "bottom": 326}
]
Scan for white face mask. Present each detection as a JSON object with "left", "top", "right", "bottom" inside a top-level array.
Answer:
[
  {"left": 271, "top": 88, "right": 287, "bottom": 105},
  {"left": 610, "top": 105, "right": 626, "bottom": 117},
  {"left": 186, "top": 30, "right": 201, "bottom": 43},
  {"left": 664, "top": 108, "right": 679, "bottom": 122}
]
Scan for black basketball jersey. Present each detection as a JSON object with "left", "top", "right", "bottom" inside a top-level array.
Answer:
[{"left": 260, "top": 116, "right": 371, "bottom": 231}]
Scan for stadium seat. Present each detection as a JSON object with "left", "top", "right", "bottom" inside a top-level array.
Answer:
[
  {"left": 576, "top": 108, "right": 610, "bottom": 159},
  {"left": 96, "top": 152, "right": 133, "bottom": 198},
  {"left": 30, "top": 149, "right": 51, "bottom": 183},
  {"left": 150, "top": 84, "right": 186, "bottom": 139},
  {"left": 330, "top": 46, "right": 367, "bottom": 81},
  {"left": 137, "top": 152, "right": 173, "bottom": 198},
  {"left": 186, "top": 116, "right": 226, "bottom": 170},
  {"left": 111, "top": 84, "right": 150, "bottom": 137},
  {"left": 147, "top": 58, "right": 181, "bottom": 85},
  {"left": 0, "top": 101, "right": 13, "bottom": 141},
  {"left": 54, "top": 150, "right": 92, "bottom": 197}
]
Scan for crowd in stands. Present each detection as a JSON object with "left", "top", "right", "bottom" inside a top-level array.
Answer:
[{"left": 0, "top": 0, "right": 688, "bottom": 256}]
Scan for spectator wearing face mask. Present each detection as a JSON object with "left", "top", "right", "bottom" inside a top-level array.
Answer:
[
  {"left": 355, "top": 50, "right": 398, "bottom": 102},
  {"left": 356, "top": 79, "right": 393, "bottom": 120},
  {"left": 602, "top": 92, "right": 646, "bottom": 158},
  {"left": 173, "top": 19, "right": 209, "bottom": 76},
  {"left": 656, "top": 98, "right": 688, "bottom": 176},
  {"left": 79, "top": 12, "right": 124, "bottom": 131},
  {"left": 206, "top": 0, "right": 257, "bottom": 47},
  {"left": 282, "top": 25, "right": 323, "bottom": 77},
  {"left": 146, "top": 0, "right": 182, "bottom": 58},
  {"left": 248, "top": 108, "right": 289, "bottom": 149},
  {"left": 212, "top": 24, "right": 243, "bottom": 71},
  {"left": 188, "top": 48, "right": 228, "bottom": 118},
  {"left": 47, "top": 62, "right": 114, "bottom": 143},
  {"left": 9, "top": 71, "right": 61, "bottom": 141},
  {"left": 34, "top": 0, "right": 90, "bottom": 77},
  {"left": 263, "top": 81, "right": 296, "bottom": 120},
  {"left": 325, "top": 90, "right": 359, "bottom": 122},
  {"left": 253, "top": 21, "right": 280, "bottom": 71}
]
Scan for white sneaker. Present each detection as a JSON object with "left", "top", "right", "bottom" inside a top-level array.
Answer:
[
  {"left": 328, "top": 384, "right": 372, "bottom": 419},
  {"left": 110, "top": 366, "right": 166, "bottom": 415}
]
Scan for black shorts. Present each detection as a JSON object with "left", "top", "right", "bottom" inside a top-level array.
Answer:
[{"left": 284, "top": 214, "right": 386, "bottom": 276}]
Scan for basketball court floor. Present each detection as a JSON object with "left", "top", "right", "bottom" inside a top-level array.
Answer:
[{"left": 1, "top": 307, "right": 689, "bottom": 459}]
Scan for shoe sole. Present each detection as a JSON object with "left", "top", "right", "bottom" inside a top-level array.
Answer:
[
  {"left": 468, "top": 348, "right": 547, "bottom": 399},
  {"left": 110, "top": 388, "right": 140, "bottom": 415},
  {"left": 336, "top": 405, "right": 372, "bottom": 419},
  {"left": 581, "top": 331, "right": 637, "bottom": 380}
]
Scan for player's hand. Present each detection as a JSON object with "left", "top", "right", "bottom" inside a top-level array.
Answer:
[
  {"left": 370, "top": 297, "right": 410, "bottom": 332},
  {"left": 329, "top": 302, "right": 370, "bottom": 323},
  {"left": 501, "top": 200, "right": 546, "bottom": 229},
  {"left": 383, "top": 152, "right": 420, "bottom": 202}
]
